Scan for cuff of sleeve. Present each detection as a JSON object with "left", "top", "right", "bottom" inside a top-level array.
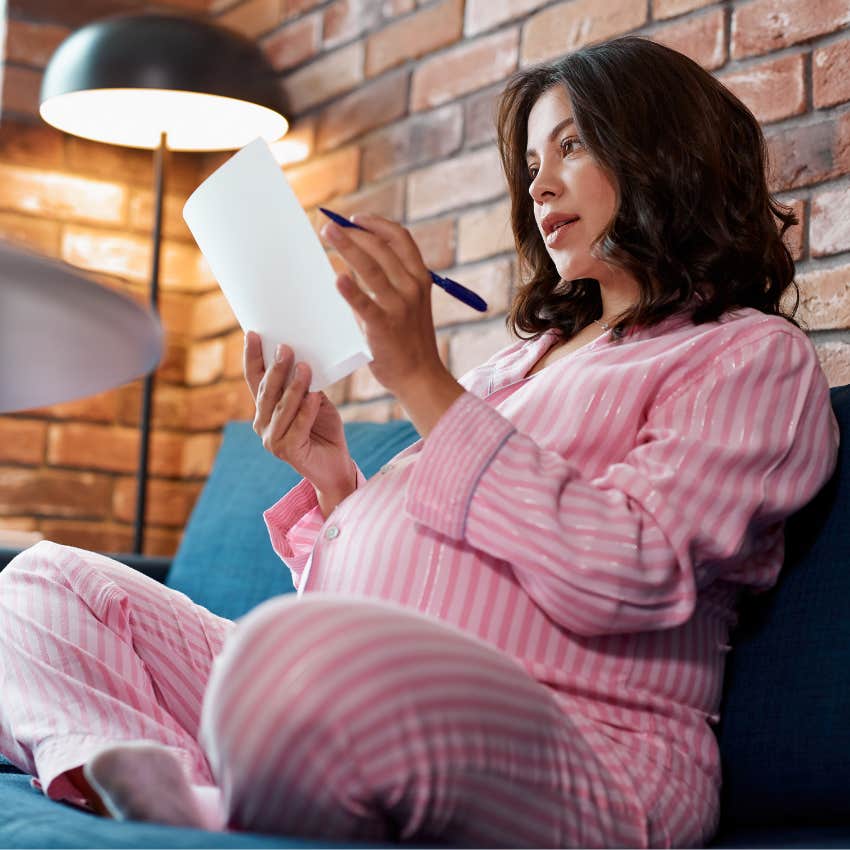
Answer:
[
  {"left": 404, "top": 391, "right": 515, "bottom": 540},
  {"left": 263, "top": 477, "right": 323, "bottom": 561}
]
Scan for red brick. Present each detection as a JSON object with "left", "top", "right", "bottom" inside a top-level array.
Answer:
[
  {"left": 185, "top": 338, "right": 226, "bottom": 386},
  {"left": 0, "top": 467, "right": 111, "bottom": 518},
  {"left": 795, "top": 261, "right": 850, "bottom": 330},
  {"left": 719, "top": 53, "right": 806, "bottom": 124},
  {"left": 464, "top": 86, "right": 502, "bottom": 148},
  {"left": 0, "top": 211, "right": 61, "bottom": 255},
  {"left": 191, "top": 290, "right": 239, "bottom": 337},
  {"left": 652, "top": 7, "right": 727, "bottom": 71},
  {"left": 0, "top": 418, "right": 47, "bottom": 465},
  {"left": 2, "top": 65, "right": 42, "bottom": 117},
  {"left": 281, "top": 0, "right": 326, "bottom": 19},
  {"left": 411, "top": 27, "right": 519, "bottom": 112},
  {"left": 38, "top": 519, "right": 133, "bottom": 554},
  {"left": 0, "top": 164, "right": 126, "bottom": 226},
  {"left": 61, "top": 227, "right": 211, "bottom": 292},
  {"left": 47, "top": 422, "right": 140, "bottom": 473},
  {"left": 6, "top": 19, "right": 70, "bottom": 67},
  {"left": 813, "top": 37, "right": 850, "bottom": 108},
  {"left": 382, "top": 0, "right": 415, "bottom": 18},
  {"left": 458, "top": 198, "right": 514, "bottom": 263},
  {"left": 262, "top": 12, "right": 321, "bottom": 72},
  {"left": 361, "top": 103, "right": 462, "bottom": 184},
  {"left": 113, "top": 477, "right": 202, "bottom": 526},
  {"left": 316, "top": 71, "right": 409, "bottom": 152},
  {"left": 521, "top": 0, "right": 647, "bottom": 65},
  {"left": 432, "top": 257, "right": 512, "bottom": 327},
  {"left": 327, "top": 177, "right": 406, "bottom": 223},
  {"left": 218, "top": 0, "right": 282, "bottom": 38},
  {"left": 765, "top": 112, "right": 850, "bottom": 193},
  {"left": 652, "top": 0, "right": 715, "bottom": 20},
  {"left": 285, "top": 145, "right": 360, "bottom": 209},
  {"left": 365, "top": 0, "right": 464, "bottom": 77},
  {"left": 732, "top": 0, "right": 850, "bottom": 59},
  {"left": 0, "top": 517, "right": 38, "bottom": 532},
  {"left": 60, "top": 228, "right": 148, "bottom": 285},
  {"left": 162, "top": 242, "right": 216, "bottom": 292},
  {"left": 448, "top": 319, "right": 515, "bottom": 378},
  {"left": 815, "top": 341, "right": 850, "bottom": 387},
  {"left": 65, "top": 136, "right": 202, "bottom": 193},
  {"left": 0, "top": 121, "right": 64, "bottom": 169},
  {"left": 407, "top": 147, "right": 505, "bottom": 220},
  {"left": 810, "top": 185, "right": 850, "bottom": 257},
  {"left": 152, "top": 431, "right": 220, "bottom": 479},
  {"left": 158, "top": 293, "right": 197, "bottom": 337},
  {"left": 464, "top": 0, "right": 550, "bottom": 36},
  {"left": 281, "top": 42, "right": 365, "bottom": 114},
  {"left": 409, "top": 216, "right": 457, "bottom": 271},
  {"left": 128, "top": 190, "right": 195, "bottom": 242},
  {"left": 32, "top": 389, "right": 120, "bottom": 423},
  {"left": 324, "top": 0, "right": 384, "bottom": 49},
  {"left": 224, "top": 329, "right": 248, "bottom": 379}
]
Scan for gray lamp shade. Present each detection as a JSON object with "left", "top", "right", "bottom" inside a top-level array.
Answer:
[
  {"left": 39, "top": 13, "right": 288, "bottom": 151},
  {"left": 0, "top": 242, "right": 163, "bottom": 413}
]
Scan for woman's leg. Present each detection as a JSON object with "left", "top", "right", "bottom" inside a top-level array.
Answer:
[
  {"left": 0, "top": 540, "right": 234, "bottom": 813},
  {"left": 200, "top": 594, "right": 648, "bottom": 848}
]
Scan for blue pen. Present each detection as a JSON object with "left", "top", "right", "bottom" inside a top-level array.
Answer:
[{"left": 319, "top": 207, "right": 488, "bottom": 313}]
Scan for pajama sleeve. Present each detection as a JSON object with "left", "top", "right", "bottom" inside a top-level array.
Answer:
[
  {"left": 404, "top": 329, "right": 838, "bottom": 637},
  {"left": 264, "top": 464, "right": 369, "bottom": 588}
]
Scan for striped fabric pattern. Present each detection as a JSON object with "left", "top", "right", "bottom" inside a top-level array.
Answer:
[{"left": 265, "top": 308, "right": 838, "bottom": 845}]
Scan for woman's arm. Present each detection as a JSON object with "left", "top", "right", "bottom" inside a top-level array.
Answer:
[{"left": 404, "top": 330, "right": 839, "bottom": 636}]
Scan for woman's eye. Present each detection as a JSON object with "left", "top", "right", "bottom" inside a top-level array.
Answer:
[
  {"left": 528, "top": 165, "right": 539, "bottom": 180},
  {"left": 560, "top": 136, "right": 582, "bottom": 156}
]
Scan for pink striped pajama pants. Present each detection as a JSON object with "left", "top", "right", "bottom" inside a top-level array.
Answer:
[{"left": 0, "top": 541, "right": 648, "bottom": 847}]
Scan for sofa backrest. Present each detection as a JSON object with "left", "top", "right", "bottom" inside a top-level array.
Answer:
[
  {"left": 165, "top": 419, "right": 419, "bottom": 620},
  {"left": 717, "top": 384, "right": 850, "bottom": 828}
]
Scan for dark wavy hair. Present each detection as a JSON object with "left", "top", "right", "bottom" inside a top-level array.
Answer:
[{"left": 496, "top": 36, "right": 799, "bottom": 340}]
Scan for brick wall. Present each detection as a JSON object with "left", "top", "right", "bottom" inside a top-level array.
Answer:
[{"left": 2, "top": 0, "right": 849, "bottom": 554}]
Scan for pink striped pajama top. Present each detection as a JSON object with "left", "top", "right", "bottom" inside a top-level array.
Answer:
[{"left": 264, "top": 307, "right": 838, "bottom": 833}]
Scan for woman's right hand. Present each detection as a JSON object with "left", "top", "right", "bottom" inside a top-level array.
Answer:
[{"left": 244, "top": 331, "right": 356, "bottom": 515}]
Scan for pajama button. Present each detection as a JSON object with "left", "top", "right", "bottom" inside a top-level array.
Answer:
[{"left": 324, "top": 525, "right": 340, "bottom": 540}]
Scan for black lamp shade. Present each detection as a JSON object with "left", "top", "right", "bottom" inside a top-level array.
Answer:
[{"left": 39, "top": 13, "right": 288, "bottom": 151}]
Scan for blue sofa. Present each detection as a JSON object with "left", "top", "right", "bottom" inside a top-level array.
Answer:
[{"left": 1, "top": 385, "right": 848, "bottom": 848}]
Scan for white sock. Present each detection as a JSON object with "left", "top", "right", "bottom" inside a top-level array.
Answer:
[{"left": 83, "top": 742, "right": 225, "bottom": 831}]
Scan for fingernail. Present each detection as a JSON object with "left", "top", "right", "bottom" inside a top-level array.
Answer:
[
  {"left": 322, "top": 222, "right": 342, "bottom": 243},
  {"left": 275, "top": 344, "right": 284, "bottom": 363}
]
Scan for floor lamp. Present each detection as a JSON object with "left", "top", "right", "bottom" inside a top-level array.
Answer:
[{"left": 39, "top": 13, "right": 288, "bottom": 553}]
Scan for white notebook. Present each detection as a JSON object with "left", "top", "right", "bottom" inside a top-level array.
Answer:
[{"left": 183, "top": 137, "right": 372, "bottom": 391}]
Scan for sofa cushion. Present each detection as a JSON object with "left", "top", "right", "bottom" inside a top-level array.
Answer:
[
  {"left": 165, "top": 419, "right": 420, "bottom": 621},
  {"left": 717, "top": 384, "right": 850, "bottom": 828}
]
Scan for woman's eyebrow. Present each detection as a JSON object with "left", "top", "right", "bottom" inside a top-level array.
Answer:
[{"left": 526, "top": 116, "right": 576, "bottom": 160}]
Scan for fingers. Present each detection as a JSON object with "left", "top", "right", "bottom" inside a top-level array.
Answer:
[
  {"left": 321, "top": 219, "right": 426, "bottom": 305},
  {"left": 243, "top": 330, "right": 265, "bottom": 399},
  {"left": 350, "top": 213, "right": 428, "bottom": 284}
]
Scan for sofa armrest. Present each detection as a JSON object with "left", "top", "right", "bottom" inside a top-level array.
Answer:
[{"left": 0, "top": 547, "right": 172, "bottom": 583}]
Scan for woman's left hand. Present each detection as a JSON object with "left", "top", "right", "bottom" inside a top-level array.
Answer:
[{"left": 320, "top": 213, "right": 447, "bottom": 398}]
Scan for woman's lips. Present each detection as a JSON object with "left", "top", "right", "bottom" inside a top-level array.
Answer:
[{"left": 545, "top": 217, "right": 579, "bottom": 247}]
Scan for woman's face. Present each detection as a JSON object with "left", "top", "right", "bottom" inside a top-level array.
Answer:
[{"left": 525, "top": 86, "right": 618, "bottom": 283}]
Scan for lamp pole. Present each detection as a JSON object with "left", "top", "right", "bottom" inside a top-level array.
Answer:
[{"left": 133, "top": 131, "right": 167, "bottom": 555}]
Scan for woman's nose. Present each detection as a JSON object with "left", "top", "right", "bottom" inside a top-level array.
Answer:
[{"left": 529, "top": 164, "right": 562, "bottom": 204}]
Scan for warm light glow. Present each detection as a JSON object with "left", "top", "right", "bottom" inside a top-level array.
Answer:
[
  {"left": 269, "top": 137, "right": 310, "bottom": 166},
  {"left": 40, "top": 88, "right": 288, "bottom": 151}
]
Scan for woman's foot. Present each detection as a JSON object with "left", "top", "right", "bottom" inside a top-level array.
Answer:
[{"left": 83, "top": 742, "right": 221, "bottom": 830}]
